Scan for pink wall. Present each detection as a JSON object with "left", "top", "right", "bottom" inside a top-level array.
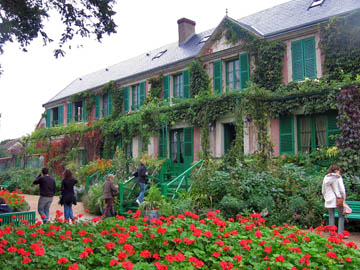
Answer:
[
  {"left": 270, "top": 118, "right": 280, "bottom": 156},
  {"left": 193, "top": 125, "right": 200, "bottom": 161},
  {"left": 282, "top": 53, "right": 288, "bottom": 83},
  {"left": 63, "top": 102, "right": 67, "bottom": 125}
]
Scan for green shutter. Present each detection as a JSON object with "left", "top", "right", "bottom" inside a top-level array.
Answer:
[
  {"left": 280, "top": 116, "right": 294, "bottom": 154},
  {"left": 140, "top": 81, "right": 146, "bottom": 106},
  {"left": 46, "top": 109, "right": 51, "bottom": 128},
  {"left": 224, "top": 124, "right": 230, "bottom": 154},
  {"left": 182, "top": 70, "right": 190, "bottom": 98},
  {"left": 326, "top": 113, "right": 339, "bottom": 147},
  {"left": 82, "top": 100, "right": 88, "bottom": 122},
  {"left": 239, "top": 53, "right": 250, "bottom": 90},
  {"left": 108, "top": 94, "right": 113, "bottom": 115},
  {"left": 163, "top": 75, "right": 170, "bottom": 102},
  {"left": 292, "top": 40, "right": 304, "bottom": 81},
  {"left": 124, "top": 86, "right": 129, "bottom": 113},
  {"left": 183, "top": 127, "right": 193, "bottom": 164},
  {"left": 213, "top": 60, "right": 222, "bottom": 95},
  {"left": 67, "top": 102, "right": 72, "bottom": 124},
  {"left": 117, "top": 137, "right": 122, "bottom": 151},
  {"left": 95, "top": 95, "right": 100, "bottom": 119},
  {"left": 58, "top": 105, "right": 63, "bottom": 126},
  {"left": 158, "top": 125, "right": 168, "bottom": 159},
  {"left": 304, "top": 37, "right": 316, "bottom": 79}
]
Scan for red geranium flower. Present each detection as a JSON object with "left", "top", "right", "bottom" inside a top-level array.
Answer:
[
  {"left": 21, "top": 257, "right": 32, "bottom": 264},
  {"left": 57, "top": 257, "right": 69, "bottom": 264},
  {"left": 105, "top": 242, "right": 115, "bottom": 249}
]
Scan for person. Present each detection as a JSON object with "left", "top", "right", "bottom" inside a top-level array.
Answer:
[
  {"left": 33, "top": 167, "right": 56, "bottom": 223},
  {"left": 136, "top": 160, "right": 148, "bottom": 205},
  {"left": 102, "top": 174, "right": 118, "bottom": 219},
  {"left": 0, "top": 198, "right": 12, "bottom": 213},
  {"left": 322, "top": 165, "right": 346, "bottom": 235},
  {"left": 60, "top": 169, "right": 77, "bottom": 222}
]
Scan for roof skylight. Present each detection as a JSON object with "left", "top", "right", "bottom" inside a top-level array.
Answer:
[
  {"left": 198, "top": 35, "right": 211, "bottom": 44},
  {"left": 152, "top": 49, "right": 167, "bottom": 60},
  {"left": 309, "top": 0, "right": 325, "bottom": 9}
]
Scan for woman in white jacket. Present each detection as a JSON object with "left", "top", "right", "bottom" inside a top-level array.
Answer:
[{"left": 322, "top": 165, "right": 346, "bottom": 235}]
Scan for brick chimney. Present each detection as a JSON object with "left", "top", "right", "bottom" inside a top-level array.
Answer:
[{"left": 177, "top": 18, "right": 196, "bottom": 45}]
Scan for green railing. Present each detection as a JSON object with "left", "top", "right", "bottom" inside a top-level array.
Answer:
[
  {"left": 162, "top": 160, "right": 203, "bottom": 199},
  {"left": 117, "top": 165, "right": 157, "bottom": 215},
  {"left": 85, "top": 169, "right": 116, "bottom": 193}
]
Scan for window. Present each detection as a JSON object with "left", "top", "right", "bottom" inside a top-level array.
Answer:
[
  {"left": 172, "top": 70, "right": 190, "bottom": 100},
  {"left": 297, "top": 113, "right": 339, "bottom": 153},
  {"left": 198, "top": 35, "right": 211, "bottom": 44},
  {"left": 131, "top": 82, "right": 146, "bottom": 111},
  {"left": 279, "top": 113, "right": 339, "bottom": 155},
  {"left": 291, "top": 37, "right": 317, "bottom": 81},
  {"left": 52, "top": 107, "right": 59, "bottom": 127},
  {"left": 224, "top": 123, "right": 236, "bottom": 154},
  {"left": 132, "top": 85, "right": 140, "bottom": 110},
  {"left": 152, "top": 49, "right": 167, "bottom": 60},
  {"left": 46, "top": 105, "right": 63, "bottom": 127},
  {"left": 74, "top": 101, "right": 83, "bottom": 122},
  {"left": 226, "top": 59, "right": 240, "bottom": 90},
  {"left": 309, "top": 0, "right": 324, "bottom": 8},
  {"left": 173, "top": 74, "right": 183, "bottom": 98}
]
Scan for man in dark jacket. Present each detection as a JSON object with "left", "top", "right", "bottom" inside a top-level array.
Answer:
[
  {"left": 102, "top": 174, "right": 118, "bottom": 219},
  {"left": 0, "top": 198, "right": 12, "bottom": 213},
  {"left": 136, "top": 161, "right": 148, "bottom": 205},
  {"left": 34, "top": 168, "right": 56, "bottom": 223}
]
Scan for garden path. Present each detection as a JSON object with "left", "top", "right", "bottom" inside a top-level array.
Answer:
[{"left": 23, "top": 194, "right": 96, "bottom": 222}]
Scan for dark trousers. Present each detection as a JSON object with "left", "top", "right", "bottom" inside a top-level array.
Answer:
[{"left": 104, "top": 198, "right": 114, "bottom": 218}]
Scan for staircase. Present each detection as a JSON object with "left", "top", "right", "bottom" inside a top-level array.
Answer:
[{"left": 116, "top": 159, "right": 203, "bottom": 215}]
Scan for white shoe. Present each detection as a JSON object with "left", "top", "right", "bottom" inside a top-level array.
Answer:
[{"left": 136, "top": 199, "right": 141, "bottom": 205}]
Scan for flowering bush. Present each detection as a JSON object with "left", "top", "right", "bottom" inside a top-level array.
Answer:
[
  {"left": 0, "top": 190, "right": 28, "bottom": 212},
  {"left": 0, "top": 210, "right": 359, "bottom": 269}
]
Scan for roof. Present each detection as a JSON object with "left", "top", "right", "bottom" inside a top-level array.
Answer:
[
  {"left": 45, "top": 0, "right": 360, "bottom": 106},
  {"left": 237, "top": 0, "right": 360, "bottom": 37},
  {"left": 45, "top": 29, "right": 213, "bottom": 106}
]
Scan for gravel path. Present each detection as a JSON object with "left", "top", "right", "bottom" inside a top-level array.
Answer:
[{"left": 23, "top": 194, "right": 96, "bottom": 222}]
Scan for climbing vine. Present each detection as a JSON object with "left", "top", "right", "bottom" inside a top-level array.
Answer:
[
  {"left": 70, "top": 90, "right": 95, "bottom": 114},
  {"left": 189, "top": 60, "right": 210, "bottom": 97},
  {"left": 336, "top": 85, "right": 360, "bottom": 175},
  {"left": 320, "top": 10, "right": 360, "bottom": 80},
  {"left": 224, "top": 20, "right": 286, "bottom": 91}
]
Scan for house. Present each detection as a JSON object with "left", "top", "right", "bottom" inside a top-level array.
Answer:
[{"left": 40, "top": 0, "right": 360, "bottom": 168}]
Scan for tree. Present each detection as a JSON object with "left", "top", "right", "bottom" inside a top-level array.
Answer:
[{"left": 0, "top": 0, "right": 117, "bottom": 74}]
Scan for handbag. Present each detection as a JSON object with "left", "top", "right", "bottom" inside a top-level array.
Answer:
[{"left": 336, "top": 197, "right": 344, "bottom": 207}]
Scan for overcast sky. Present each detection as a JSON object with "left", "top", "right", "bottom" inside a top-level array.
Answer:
[{"left": 0, "top": 0, "right": 289, "bottom": 141}]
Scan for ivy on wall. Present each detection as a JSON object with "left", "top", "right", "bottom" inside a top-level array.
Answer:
[
  {"left": 224, "top": 20, "right": 286, "bottom": 91},
  {"left": 70, "top": 90, "right": 95, "bottom": 114},
  {"left": 320, "top": 10, "right": 360, "bottom": 81},
  {"left": 27, "top": 12, "right": 360, "bottom": 167}
]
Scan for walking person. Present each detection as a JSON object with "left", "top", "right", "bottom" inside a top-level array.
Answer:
[
  {"left": 60, "top": 169, "right": 77, "bottom": 222},
  {"left": 33, "top": 168, "right": 56, "bottom": 223},
  {"left": 136, "top": 160, "right": 148, "bottom": 205},
  {"left": 102, "top": 174, "right": 118, "bottom": 219},
  {"left": 322, "top": 165, "right": 346, "bottom": 235}
]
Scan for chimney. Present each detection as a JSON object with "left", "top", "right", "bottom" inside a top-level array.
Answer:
[{"left": 177, "top": 18, "right": 196, "bottom": 45}]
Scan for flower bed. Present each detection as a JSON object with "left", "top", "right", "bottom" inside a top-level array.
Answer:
[
  {"left": 0, "top": 210, "right": 359, "bottom": 269},
  {"left": 0, "top": 190, "right": 28, "bottom": 212}
]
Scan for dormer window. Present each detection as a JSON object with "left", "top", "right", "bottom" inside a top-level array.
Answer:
[{"left": 309, "top": 0, "right": 324, "bottom": 9}]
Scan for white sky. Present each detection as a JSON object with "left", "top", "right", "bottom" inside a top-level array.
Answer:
[{"left": 0, "top": 0, "right": 289, "bottom": 141}]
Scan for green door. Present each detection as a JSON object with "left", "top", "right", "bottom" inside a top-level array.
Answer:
[
  {"left": 224, "top": 123, "right": 236, "bottom": 154},
  {"left": 170, "top": 127, "right": 193, "bottom": 173}
]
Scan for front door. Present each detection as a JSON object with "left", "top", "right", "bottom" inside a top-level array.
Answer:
[{"left": 169, "top": 127, "right": 193, "bottom": 175}]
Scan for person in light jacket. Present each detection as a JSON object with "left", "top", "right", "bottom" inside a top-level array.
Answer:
[
  {"left": 102, "top": 174, "right": 118, "bottom": 219},
  {"left": 322, "top": 165, "right": 346, "bottom": 235}
]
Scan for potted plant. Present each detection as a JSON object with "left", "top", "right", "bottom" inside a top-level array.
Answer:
[{"left": 139, "top": 184, "right": 163, "bottom": 219}]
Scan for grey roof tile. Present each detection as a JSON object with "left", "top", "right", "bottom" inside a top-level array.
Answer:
[
  {"left": 237, "top": 0, "right": 360, "bottom": 37},
  {"left": 46, "top": 0, "right": 360, "bottom": 105},
  {"left": 45, "top": 29, "right": 213, "bottom": 105}
]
